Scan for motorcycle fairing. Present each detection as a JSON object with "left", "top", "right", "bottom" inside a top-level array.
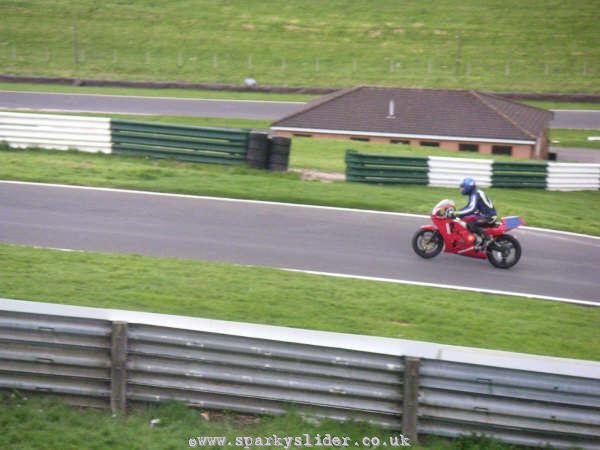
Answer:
[{"left": 502, "top": 216, "right": 525, "bottom": 232}]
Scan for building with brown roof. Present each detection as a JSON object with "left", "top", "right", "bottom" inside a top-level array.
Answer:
[{"left": 271, "top": 86, "right": 554, "bottom": 159}]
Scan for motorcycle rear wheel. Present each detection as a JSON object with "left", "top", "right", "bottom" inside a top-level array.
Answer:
[
  {"left": 412, "top": 229, "right": 444, "bottom": 259},
  {"left": 487, "top": 234, "right": 521, "bottom": 269}
]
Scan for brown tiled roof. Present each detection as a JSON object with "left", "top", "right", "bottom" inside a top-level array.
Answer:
[{"left": 272, "top": 86, "right": 553, "bottom": 142}]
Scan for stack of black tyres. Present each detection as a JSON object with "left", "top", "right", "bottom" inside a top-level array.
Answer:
[
  {"left": 268, "top": 136, "right": 291, "bottom": 172},
  {"left": 247, "top": 131, "right": 270, "bottom": 169}
]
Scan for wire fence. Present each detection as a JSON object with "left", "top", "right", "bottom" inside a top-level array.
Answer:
[{"left": 1, "top": 44, "right": 597, "bottom": 90}]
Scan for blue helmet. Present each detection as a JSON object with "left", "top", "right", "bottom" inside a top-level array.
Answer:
[{"left": 460, "top": 177, "right": 476, "bottom": 195}]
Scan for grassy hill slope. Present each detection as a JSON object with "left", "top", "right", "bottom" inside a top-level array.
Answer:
[{"left": 1, "top": 0, "right": 599, "bottom": 92}]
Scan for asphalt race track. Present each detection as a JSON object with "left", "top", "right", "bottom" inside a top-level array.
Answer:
[
  {"left": 1, "top": 90, "right": 600, "bottom": 128},
  {"left": 1, "top": 181, "right": 598, "bottom": 304},
  {"left": 0, "top": 91, "right": 303, "bottom": 120}
]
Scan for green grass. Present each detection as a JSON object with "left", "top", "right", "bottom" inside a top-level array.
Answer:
[
  {"left": 290, "top": 137, "right": 528, "bottom": 172},
  {"left": 105, "top": 113, "right": 270, "bottom": 130},
  {"left": 0, "top": 108, "right": 271, "bottom": 130},
  {"left": 2, "top": 244, "right": 599, "bottom": 361},
  {"left": 0, "top": 394, "right": 526, "bottom": 450},
  {"left": 0, "top": 82, "right": 316, "bottom": 102},
  {"left": 525, "top": 101, "right": 600, "bottom": 111},
  {"left": 1, "top": 1, "right": 599, "bottom": 93},
  {"left": 1, "top": 147, "right": 598, "bottom": 235},
  {"left": 550, "top": 128, "right": 600, "bottom": 149}
]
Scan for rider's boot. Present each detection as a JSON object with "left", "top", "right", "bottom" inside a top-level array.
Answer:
[{"left": 475, "top": 233, "right": 492, "bottom": 250}]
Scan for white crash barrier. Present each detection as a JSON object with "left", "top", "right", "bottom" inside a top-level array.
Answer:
[
  {"left": 547, "top": 163, "right": 600, "bottom": 191},
  {"left": 428, "top": 156, "right": 493, "bottom": 188},
  {"left": 0, "top": 111, "right": 112, "bottom": 153}
]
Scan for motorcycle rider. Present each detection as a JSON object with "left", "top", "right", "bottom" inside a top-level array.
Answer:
[{"left": 452, "top": 177, "right": 497, "bottom": 249}]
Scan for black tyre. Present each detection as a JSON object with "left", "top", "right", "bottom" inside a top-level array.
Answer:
[
  {"left": 487, "top": 234, "right": 521, "bottom": 269},
  {"left": 412, "top": 229, "right": 444, "bottom": 259}
]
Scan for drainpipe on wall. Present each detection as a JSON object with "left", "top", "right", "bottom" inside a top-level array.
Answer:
[{"left": 534, "top": 136, "right": 541, "bottom": 159}]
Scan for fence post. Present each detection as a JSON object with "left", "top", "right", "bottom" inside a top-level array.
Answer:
[
  {"left": 402, "top": 357, "right": 420, "bottom": 444},
  {"left": 110, "top": 321, "right": 128, "bottom": 414}
]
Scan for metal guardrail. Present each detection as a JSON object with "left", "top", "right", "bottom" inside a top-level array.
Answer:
[
  {"left": 1, "top": 298, "right": 600, "bottom": 449},
  {"left": 126, "top": 322, "right": 404, "bottom": 428},
  {"left": 0, "top": 307, "right": 112, "bottom": 409},
  {"left": 111, "top": 119, "right": 250, "bottom": 165},
  {"left": 419, "top": 360, "right": 600, "bottom": 449}
]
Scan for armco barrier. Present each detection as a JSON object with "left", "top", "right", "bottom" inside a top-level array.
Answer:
[
  {"left": 346, "top": 150, "right": 599, "bottom": 190},
  {"left": 345, "top": 150, "right": 428, "bottom": 184},
  {"left": 0, "top": 111, "right": 112, "bottom": 153},
  {"left": 492, "top": 161, "right": 548, "bottom": 189},
  {"left": 0, "top": 112, "right": 291, "bottom": 171},
  {"left": 111, "top": 119, "right": 250, "bottom": 165},
  {"left": 1, "top": 298, "right": 600, "bottom": 449}
]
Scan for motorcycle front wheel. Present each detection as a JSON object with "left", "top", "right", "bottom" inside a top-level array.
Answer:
[
  {"left": 487, "top": 234, "right": 521, "bottom": 269},
  {"left": 412, "top": 229, "right": 444, "bottom": 259}
]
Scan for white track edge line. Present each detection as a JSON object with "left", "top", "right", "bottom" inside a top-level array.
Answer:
[
  {"left": 11, "top": 241, "right": 599, "bottom": 307},
  {"left": 282, "top": 268, "right": 599, "bottom": 307},
  {"left": 1, "top": 180, "right": 598, "bottom": 239}
]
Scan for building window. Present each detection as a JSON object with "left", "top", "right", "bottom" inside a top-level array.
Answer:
[
  {"left": 391, "top": 139, "right": 410, "bottom": 145},
  {"left": 350, "top": 137, "right": 370, "bottom": 142},
  {"left": 420, "top": 141, "right": 439, "bottom": 147},
  {"left": 459, "top": 143, "right": 479, "bottom": 152},
  {"left": 492, "top": 145, "right": 512, "bottom": 156},
  {"left": 293, "top": 133, "right": 312, "bottom": 138}
]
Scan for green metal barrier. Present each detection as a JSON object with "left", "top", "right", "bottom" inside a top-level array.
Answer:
[
  {"left": 492, "top": 161, "right": 548, "bottom": 188},
  {"left": 111, "top": 120, "right": 250, "bottom": 165},
  {"left": 345, "top": 150, "right": 429, "bottom": 184}
]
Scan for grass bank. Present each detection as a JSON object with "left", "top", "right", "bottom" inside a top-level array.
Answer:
[
  {"left": 525, "top": 100, "right": 600, "bottom": 111},
  {"left": 550, "top": 129, "right": 600, "bottom": 149},
  {"left": 1, "top": 1, "right": 599, "bottom": 93},
  {"left": 1, "top": 147, "right": 598, "bottom": 236},
  {"left": 290, "top": 137, "right": 534, "bottom": 172},
  {"left": 2, "top": 244, "right": 598, "bottom": 361}
]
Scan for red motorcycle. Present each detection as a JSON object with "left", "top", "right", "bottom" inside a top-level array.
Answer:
[{"left": 412, "top": 199, "right": 525, "bottom": 269}]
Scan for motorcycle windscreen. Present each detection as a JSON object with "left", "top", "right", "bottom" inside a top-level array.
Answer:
[{"left": 503, "top": 216, "right": 525, "bottom": 231}]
